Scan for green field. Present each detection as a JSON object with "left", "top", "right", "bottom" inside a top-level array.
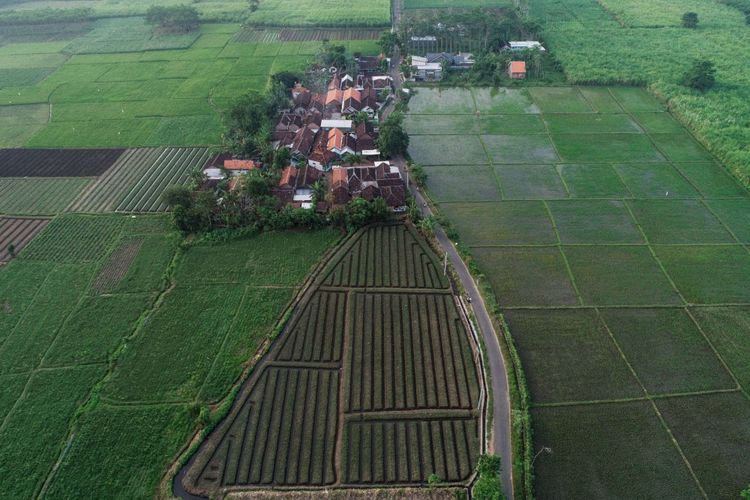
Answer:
[
  {"left": 0, "top": 213, "right": 340, "bottom": 498},
  {"left": 182, "top": 223, "right": 483, "bottom": 495},
  {"left": 530, "top": 0, "right": 750, "bottom": 189},
  {"left": 0, "top": 21, "right": 381, "bottom": 148},
  {"left": 406, "top": 86, "right": 750, "bottom": 498}
]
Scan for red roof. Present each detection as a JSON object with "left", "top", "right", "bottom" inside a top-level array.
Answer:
[
  {"left": 509, "top": 61, "right": 526, "bottom": 73},
  {"left": 224, "top": 159, "right": 258, "bottom": 170}
]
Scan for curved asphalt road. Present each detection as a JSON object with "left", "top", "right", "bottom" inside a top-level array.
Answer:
[{"left": 395, "top": 156, "right": 514, "bottom": 499}]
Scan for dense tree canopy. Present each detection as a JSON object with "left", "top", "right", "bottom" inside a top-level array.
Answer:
[
  {"left": 377, "top": 112, "right": 410, "bottom": 157},
  {"left": 683, "top": 59, "right": 716, "bottom": 92},
  {"left": 145, "top": 5, "right": 200, "bottom": 32}
]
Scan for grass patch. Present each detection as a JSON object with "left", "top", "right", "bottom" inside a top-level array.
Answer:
[
  {"left": 578, "top": 87, "right": 623, "bottom": 113},
  {"left": 551, "top": 133, "right": 664, "bottom": 163},
  {"left": 556, "top": 164, "right": 631, "bottom": 198},
  {"left": 0, "top": 178, "right": 91, "bottom": 215},
  {"left": 481, "top": 134, "right": 559, "bottom": 164},
  {"left": 408, "top": 135, "right": 488, "bottom": 165},
  {"left": 504, "top": 309, "right": 642, "bottom": 403},
  {"left": 478, "top": 114, "right": 547, "bottom": 135},
  {"left": 494, "top": 165, "right": 568, "bottom": 199},
  {"left": 43, "top": 294, "right": 151, "bottom": 367},
  {"left": 20, "top": 215, "right": 124, "bottom": 263},
  {"left": 424, "top": 165, "right": 501, "bottom": 202},
  {"left": 656, "top": 392, "right": 750, "bottom": 499},
  {"left": 609, "top": 87, "right": 664, "bottom": 112},
  {"left": 543, "top": 113, "right": 642, "bottom": 134},
  {"left": 705, "top": 198, "right": 750, "bottom": 242},
  {"left": 690, "top": 306, "right": 750, "bottom": 390},
  {"left": 655, "top": 245, "right": 750, "bottom": 304},
  {"left": 632, "top": 112, "right": 685, "bottom": 134},
  {"left": 471, "top": 87, "right": 539, "bottom": 114},
  {"left": 532, "top": 401, "right": 703, "bottom": 499},
  {"left": 528, "top": 87, "right": 593, "bottom": 113},
  {"left": 46, "top": 404, "right": 193, "bottom": 499},
  {"left": 440, "top": 201, "right": 556, "bottom": 245},
  {"left": 174, "top": 229, "right": 339, "bottom": 286},
  {"left": 547, "top": 200, "right": 643, "bottom": 244},
  {"left": 600, "top": 307, "right": 735, "bottom": 394},
  {"left": 628, "top": 200, "right": 734, "bottom": 244},
  {"left": 614, "top": 163, "right": 700, "bottom": 198},
  {"left": 674, "top": 162, "right": 748, "bottom": 198},
  {"left": 408, "top": 87, "right": 476, "bottom": 114},
  {"left": 0, "top": 365, "right": 104, "bottom": 499},
  {"left": 474, "top": 247, "right": 579, "bottom": 306},
  {"left": 404, "top": 114, "right": 478, "bottom": 135},
  {"left": 650, "top": 133, "right": 714, "bottom": 163},
  {"left": 563, "top": 245, "right": 683, "bottom": 305}
]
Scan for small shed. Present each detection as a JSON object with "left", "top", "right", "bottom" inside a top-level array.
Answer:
[{"left": 508, "top": 61, "right": 527, "bottom": 79}]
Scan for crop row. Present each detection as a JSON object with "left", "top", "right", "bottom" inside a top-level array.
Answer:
[
  {"left": 277, "top": 290, "right": 347, "bottom": 363},
  {"left": 194, "top": 367, "right": 339, "bottom": 489},
  {"left": 69, "top": 147, "right": 164, "bottom": 213},
  {"left": 0, "top": 178, "right": 92, "bottom": 216},
  {"left": 343, "top": 418, "right": 479, "bottom": 484},
  {"left": 90, "top": 236, "right": 144, "bottom": 294},
  {"left": 0, "top": 148, "right": 124, "bottom": 177},
  {"left": 278, "top": 28, "right": 385, "bottom": 41},
  {"left": 20, "top": 214, "right": 125, "bottom": 263},
  {"left": 116, "top": 147, "right": 211, "bottom": 212},
  {"left": 323, "top": 223, "right": 447, "bottom": 289},
  {"left": 0, "top": 217, "right": 49, "bottom": 262},
  {"left": 346, "top": 292, "right": 480, "bottom": 412}
]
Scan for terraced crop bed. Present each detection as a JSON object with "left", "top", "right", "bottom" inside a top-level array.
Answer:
[{"left": 182, "top": 223, "right": 484, "bottom": 495}]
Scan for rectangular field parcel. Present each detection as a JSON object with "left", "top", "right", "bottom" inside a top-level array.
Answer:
[{"left": 406, "top": 85, "right": 750, "bottom": 497}]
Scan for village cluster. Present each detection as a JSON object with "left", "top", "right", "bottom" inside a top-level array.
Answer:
[
  {"left": 408, "top": 41, "right": 545, "bottom": 81},
  {"left": 203, "top": 64, "right": 407, "bottom": 213}
]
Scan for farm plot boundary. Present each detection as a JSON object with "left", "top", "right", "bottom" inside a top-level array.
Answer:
[{"left": 181, "top": 223, "right": 485, "bottom": 496}]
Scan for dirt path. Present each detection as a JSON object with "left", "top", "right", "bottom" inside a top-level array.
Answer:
[{"left": 393, "top": 155, "right": 515, "bottom": 500}]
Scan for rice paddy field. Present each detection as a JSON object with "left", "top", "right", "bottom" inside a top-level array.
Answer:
[
  {"left": 0, "top": 21, "right": 381, "bottom": 149},
  {"left": 0, "top": 212, "right": 341, "bottom": 498},
  {"left": 406, "top": 86, "right": 750, "bottom": 499},
  {"left": 182, "top": 223, "right": 484, "bottom": 496}
]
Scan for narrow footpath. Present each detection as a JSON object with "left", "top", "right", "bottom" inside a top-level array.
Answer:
[{"left": 394, "top": 155, "right": 515, "bottom": 500}]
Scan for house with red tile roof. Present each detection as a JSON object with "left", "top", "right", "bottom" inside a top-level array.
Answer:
[{"left": 508, "top": 60, "right": 526, "bottom": 79}]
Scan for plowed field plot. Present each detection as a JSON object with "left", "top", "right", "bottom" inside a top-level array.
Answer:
[
  {"left": 69, "top": 147, "right": 165, "bottom": 213},
  {"left": 115, "top": 147, "right": 212, "bottom": 212},
  {"left": 0, "top": 148, "right": 124, "bottom": 177},
  {"left": 0, "top": 217, "right": 49, "bottom": 262},
  {"left": 183, "top": 223, "right": 484, "bottom": 496},
  {"left": 406, "top": 86, "right": 750, "bottom": 497}
]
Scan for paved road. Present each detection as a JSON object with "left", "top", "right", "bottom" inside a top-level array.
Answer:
[{"left": 395, "top": 156, "right": 515, "bottom": 499}]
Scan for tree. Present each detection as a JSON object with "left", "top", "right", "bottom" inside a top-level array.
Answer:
[
  {"left": 418, "top": 216, "right": 436, "bottom": 237},
  {"left": 7, "top": 243, "right": 15, "bottom": 258},
  {"left": 427, "top": 473, "right": 442, "bottom": 487},
  {"left": 473, "top": 455, "right": 505, "bottom": 500},
  {"left": 145, "top": 5, "right": 200, "bottom": 33},
  {"left": 683, "top": 59, "right": 716, "bottom": 92},
  {"left": 320, "top": 42, "right": 347, "bottom": 69},
  {"left": 272, "top": 147, "right": 291, "bottom": 171},
  {"left": 162, "top": 185, "right": 193, "bottom": 209},
  {"left": 271, "top": 71, "right": 302, "bottom": 90},
  {"left": 248, "top": 0, "right": 260, "bottom": 12},
  {"left": 408, "top": 162, "right": 427, "bottom": 187},
  {"left": 741, "top": 485, "right": 750, "bottom": 499},
  {"left": 224, "top": 93, "right": 278, "bottom": 157},
  {"left": 352, "top": 111, "right": 370, "bottom": 126},
  {"left": 378, "top": 31, "right": 401, "bottom": 57},
  {"left": 682, "top": 12, "right": 699, "bottom": 28},
  {"left": 311, "top": 178, "right": 327, "bottom": 205},
  {"left": 377, "top": 112, "right": 410, "bottom": 157}
]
